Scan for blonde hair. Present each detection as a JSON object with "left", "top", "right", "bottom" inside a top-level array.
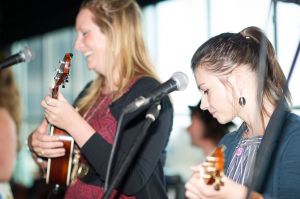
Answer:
[
  {"left": 0, "top": 68, "right": 22, "bottom": 135},
  {"left": 76, "top": 0, "right": 158, "bottom": 114}
]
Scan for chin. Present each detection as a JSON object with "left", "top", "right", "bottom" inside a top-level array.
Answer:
[
  {"left": 190, "top": 140, "right": 196, "bottom": 146},
  {"left": 215, "top": 116, "right": 226, "bottom": 124},
  {"left": 86, "top": 63, "right": 94, "bottom": 70},
  {"left": 218, "top": 117, "right": 233, "bottom": 124}
]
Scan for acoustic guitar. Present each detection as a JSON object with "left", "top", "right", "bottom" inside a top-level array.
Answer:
[
  {"left": 46, "top": 53, "right": 74, "bottom": 186},
  {"left": 202, "top": 146, "right": 225, "bottom": 190}
]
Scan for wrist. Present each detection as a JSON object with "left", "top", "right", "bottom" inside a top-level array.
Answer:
[
  {"left": 25, "top": 135, "right": 35, "bottom": 153},
  {"left": 223, "top": 177, "right": 248, "bottom": 199},
  {"left": 66, "top": 116, "right": 95, "bottom": 147},
  {"left": 249, "top": 191, "right": 264, "bottom": 199}
]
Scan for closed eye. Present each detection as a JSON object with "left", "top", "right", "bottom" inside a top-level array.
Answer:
[{"left": 82, "top": 31, "right": 89, "bottom": 36}]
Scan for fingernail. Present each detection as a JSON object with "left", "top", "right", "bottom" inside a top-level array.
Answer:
[{"left": 36, "top": 157, "right": 44, "bottom": 163}]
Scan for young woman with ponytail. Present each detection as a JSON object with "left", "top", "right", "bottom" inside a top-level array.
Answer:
[{"left": 185, "top": 26, "right": 300, "bottom": 199}]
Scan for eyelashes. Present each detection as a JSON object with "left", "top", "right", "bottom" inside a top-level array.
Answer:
[{"left": 82, "top": 31, "right": 89, "bottom": 36}]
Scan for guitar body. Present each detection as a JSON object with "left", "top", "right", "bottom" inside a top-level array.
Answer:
[
  {"left": 46, "top": 127, "right": 74, "bottom": 186},
  {"left": 45, "top": 53, "right": 74, "bottom": 186},
  {"left": 203, "top": 146, "right": 225, "bottom": 190}
]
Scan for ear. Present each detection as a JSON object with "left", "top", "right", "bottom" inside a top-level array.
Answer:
[{"left": 227, "top": 68, "right": 245, "bottom": 94}]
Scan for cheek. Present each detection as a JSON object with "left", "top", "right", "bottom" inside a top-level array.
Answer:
[
  {"left": 213, "top": 86, "right": 231, "bottom": 107},
  {"left": 223, "top": 89, "right": 236, "bottom": 114},
  {"left": 210, "top": 90, "right": 235, "bottom": 123},
  {"left": 207, "top": 91, "right": 223, "bottom": 110},
  {"left": 83, "top": 35, "right": 93, "bottom": 47},
  {"left": 217, "top": 99, "right": 236, "bottom": 123},
  {"left": 188, "top": 123, "right": 197, "bottom": 134},
  {"left": 197, "top": 123, "right": 205, "bottom": 136},
  {"left": 191, "top": 121, "right": 205, "bottom": 136}
]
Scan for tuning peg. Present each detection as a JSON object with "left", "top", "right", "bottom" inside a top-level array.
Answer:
[
  {"left": 55, "top": 68, "right": 63, "bottom": 74},
  {"left": 59, "top": 60, "right": 66, "bottom": 65}
]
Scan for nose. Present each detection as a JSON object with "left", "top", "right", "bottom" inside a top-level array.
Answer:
[
  {"left": 74, "top": 35, "right": 82, "bottom": 51},
  {"left": 200, "top": 96, "right": 209, "bottom": 110},
  {"left": 186, "top": 124, "right": 192, "bottom": 133}
]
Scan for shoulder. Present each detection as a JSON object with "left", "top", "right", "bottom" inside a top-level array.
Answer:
[
  {"left": 129, "top": 76, "right": 172, "bottom": 109},
  {"left": 274, "top": 112, "right": 300, "bottom": 177},
  {"left": 130, "top": 76, "right": 161, "bottom": 94},
  {"left": 219, "top": 124, "right": 243, "bottom": 146},
  {"left": 218, "top": 124, "right": 244, "bottom": 158},
  {"left": 270, "top": 112, "right": 300, "bottom": 163},
  {"left": 113, "top": 76, "right": 161, "bottom": 107},
  {"left": 219, "top": 131, "right": 238, "bottom": 143},
  {"left": 110, "top": 76, "right": 173, "bottom": 117},
  {"left": 73, "top": 81, "right": 93, "bottom": 104},
  {"left": 282, "top": 112, "right": 300, "bottom": 138},
  {"left": 219, "top": 131, "right": 238, "bottom": 148},
  {"left": 280, "top": 112, "right": 300, "bottom": 143},
  {"left": 285, "top": 112, "right": 300, "bottom": 128}
]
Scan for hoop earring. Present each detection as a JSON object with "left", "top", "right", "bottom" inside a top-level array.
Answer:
[{"left": 239, "top": 97, "right": 246, "bottom": 107}]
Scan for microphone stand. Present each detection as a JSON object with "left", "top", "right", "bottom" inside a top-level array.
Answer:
[{"left": 102, "top": 102, "right": 162, "bottom": 199}]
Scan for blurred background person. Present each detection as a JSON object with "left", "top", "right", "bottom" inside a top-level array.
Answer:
[
  {"left": 187, "top": 100, "right": 235, "bottom": 156},
  {"left": 165, "top": 100, "right": 234, "bottom": 199},
  {"left": 0, "top": 66, "right": 22, "bottom": 199}
]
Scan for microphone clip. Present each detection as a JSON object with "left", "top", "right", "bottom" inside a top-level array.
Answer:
[{"left": 122, "top": 96, "right": 148, "bottom": 114}]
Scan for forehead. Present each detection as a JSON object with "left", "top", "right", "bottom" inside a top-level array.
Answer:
[
  {"left": 75, "top": 9, "right": 95, "bottom": 28},
  {"left": 194, "top": 67, "right": 218, "bottom": 87}
]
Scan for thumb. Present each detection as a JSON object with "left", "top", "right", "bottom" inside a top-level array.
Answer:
[
  {"left": 58, "top": 91, "right": 68, "bottom": 102},
  {"left": 37, "top": 118, "right": 49, "bottom": 133},
  {"left": 191, "top": 164, "right": 203, "bottom": 172}
]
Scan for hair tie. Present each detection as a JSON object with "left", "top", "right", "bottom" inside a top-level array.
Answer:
[{"left": 239, "top": 32, "right": 251, "bottom": 40}]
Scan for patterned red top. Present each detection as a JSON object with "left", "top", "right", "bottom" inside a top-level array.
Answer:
[{"left": 64, "top": 94, "right": 135, "bottom": 199}]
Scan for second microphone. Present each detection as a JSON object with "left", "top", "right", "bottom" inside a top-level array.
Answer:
[{"left": 123, "top": 71, "right": 189, "bottom": 113}]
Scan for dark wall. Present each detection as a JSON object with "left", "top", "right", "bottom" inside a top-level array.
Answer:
[{"left": 0, "top": 0, "right": 165, "bottom": 50}]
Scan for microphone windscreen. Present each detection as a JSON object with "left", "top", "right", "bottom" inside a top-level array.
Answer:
[
  {"left": 20, "top": 47, "right": 34, "bottom": 62},
  {"left": 171, "top": 71, "right": 189, "bottom": 91}
]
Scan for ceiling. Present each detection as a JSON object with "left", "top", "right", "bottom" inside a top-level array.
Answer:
[
  {"left": 0, "top": 0, "right": 165, "bottom": 50},
  {"left": 1, "top": 0, "right": 299, "bottom": 51}
]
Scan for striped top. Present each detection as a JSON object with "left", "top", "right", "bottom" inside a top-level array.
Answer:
[{"left": 226, "top": 134, "right": 262, "bottom": 185}]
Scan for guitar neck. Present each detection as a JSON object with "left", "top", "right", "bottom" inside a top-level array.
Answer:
[{"left": 51, "top": 86, "right": 59, "bottom": 99}]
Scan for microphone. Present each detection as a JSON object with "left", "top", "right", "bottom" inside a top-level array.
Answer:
[
  {"left": 123, "top": 71, "right": 189, "bottom": 113},
  {"left": 0, "top": 47, "right": 34, "bottom": 70}
]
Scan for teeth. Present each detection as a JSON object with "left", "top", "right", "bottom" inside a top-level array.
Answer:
[{"left": 84, "top": 52, "right": 92, "bottom": 57}]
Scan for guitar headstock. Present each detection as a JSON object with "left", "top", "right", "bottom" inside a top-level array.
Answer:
[
  {"left": 52, "top": 53, "right": 73, "bottom": 99},
  {"left": 202, "top": 146, "right": 225, "bottom": 191}
]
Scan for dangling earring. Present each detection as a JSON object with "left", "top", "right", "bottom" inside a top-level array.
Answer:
[
  {"left": 239, "top": 96, "right": 246, "bottom": 107},
  {"left": 238, "top": 89, "right": 246, "bottom": 107}
]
